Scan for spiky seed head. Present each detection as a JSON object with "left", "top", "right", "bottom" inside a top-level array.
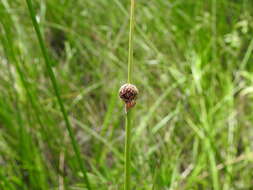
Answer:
[{"left": 119, "top": 83, "right": 138, "bottom": 111}]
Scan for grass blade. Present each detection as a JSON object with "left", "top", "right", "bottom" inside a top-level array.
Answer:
[
  {"left": 24, "top": 0, "right": 92, "bottom": 189},
  {"left": 125, "top": 0, "right": 135, "bottom": 190}
]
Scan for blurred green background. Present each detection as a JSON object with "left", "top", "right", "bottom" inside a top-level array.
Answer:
[{"left": 1, "top": 0, "right": 253, "bottom": 189}]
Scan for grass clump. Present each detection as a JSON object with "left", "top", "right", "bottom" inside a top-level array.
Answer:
[
  {"left": 25, "top": 0, "right": 91, "bottom": 189},
  {"left": 0, "top": 0, "right": 253, "bottom": 189}
]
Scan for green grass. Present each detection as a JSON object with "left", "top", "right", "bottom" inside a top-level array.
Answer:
[
  {"left": 124, "top": 0, "right": 135, "bottom": 190},
  {"left": 25, "top": 0, "right": 91, "bottom": 189},
  {"left": 1, "top": 0, "right": 253, "bottom": 189}
]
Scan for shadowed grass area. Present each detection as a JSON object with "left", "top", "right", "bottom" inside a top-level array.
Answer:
[
  {"left": 25, "top": 0, "right": 91, "bottom": 189},
  {"left": 1, "top": 0, "right": 253, "bottom": 189}
]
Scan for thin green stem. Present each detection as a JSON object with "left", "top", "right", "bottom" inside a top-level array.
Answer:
[
  {"left": 125, "top": 0, "right": 135, "bottom": 190},
  {"left": 25, "top": 0, "right": 91, "bottom": 189},
  {"left": 128, "top": 0, "right": 135, "bottom": 83},
  {"left": 124, "top": 110, "right": 132, "bottom": 190}
]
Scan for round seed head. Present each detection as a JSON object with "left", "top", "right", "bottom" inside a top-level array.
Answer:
[
  {"left": 119, "top": 83, "right": 138, "bottom": 111},
  {"left": 119, "top": 83, "right": 138, "bottom": 103}
]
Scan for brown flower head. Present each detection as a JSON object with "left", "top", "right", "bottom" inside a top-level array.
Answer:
[{"left": 119, "top": 83, "right": 139, "bottom": 111}]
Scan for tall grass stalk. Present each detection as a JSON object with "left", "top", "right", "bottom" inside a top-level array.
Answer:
[
  {"left": 127, "top": 0, "right": 135, "bottom": 84},
  {"left": 125, "top": 0, "right": 135, "bottom": 190},
  {"left": 25, "top": 0, "right": 92, "bottom": 189}
]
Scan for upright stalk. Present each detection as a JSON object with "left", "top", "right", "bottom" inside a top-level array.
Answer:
[
  {"left": 125, "top": 0, "right": 135, "bottom": 190},
  {"left": 125, "top": 110, "right": 132, "bottom": 190},
  {"left": 25, "top": 0, "right": 91, "bottom": 189},
  {"left": 128, "top": 0, "right": 135, "bottom": 84}
]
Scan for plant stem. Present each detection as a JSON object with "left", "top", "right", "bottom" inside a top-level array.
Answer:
[
  {"left": 125, "top": 0, "right": 135, "bottom": 190},
  {"left": 125, "top": 110, "right": 132, "bottom": 190},
  {"left": 25, "top": 0, "right": 92, "bottom": 189},
  {"left": 128, "top": 0, "right": 135, "bottom": 84}
]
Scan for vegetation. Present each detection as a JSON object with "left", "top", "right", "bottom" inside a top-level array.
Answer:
[{"left": 1, "top": 0, "right": 253, "bottom": 189}]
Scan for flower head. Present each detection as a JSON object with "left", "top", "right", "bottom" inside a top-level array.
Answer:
[{"left": 119, "top": 83, "right": 138, "bottom": 111}]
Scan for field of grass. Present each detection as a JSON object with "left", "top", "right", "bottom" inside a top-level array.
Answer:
[{"left": 1, "top": 0, "right": 253, "bottom": 189}]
